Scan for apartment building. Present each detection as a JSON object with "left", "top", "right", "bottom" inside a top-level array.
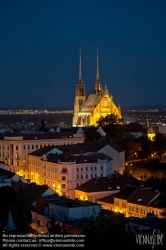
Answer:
[
  {"left": 97, "top": 185, "right": 165, "bottom": 219},
  {"left": 0, "top": 131, "right": 84, "bottom": 178},
  {"left": 75, "top": 174, "right": 149, "bottom": 203},
  {"left": 29, "top": 144, "right": 112, "bottom": 199}
]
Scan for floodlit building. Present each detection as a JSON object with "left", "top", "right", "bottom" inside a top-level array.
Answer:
[
  {"left": 97, "top": 185, "right": 165, "bottom": 219},
  {"left": 0, "top": 131, "right": 84, "bottom": 179},
  {"left": 29, "top": 144, "right": 113, "bottom": 199},
  {"left": 72, "top": 50, "right": 121, "bottom": 127},
  {"left": 75, "top": 174, "right": 150, "bottom": 203}
]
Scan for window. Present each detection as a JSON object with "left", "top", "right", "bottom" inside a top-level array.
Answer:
[
  {"left": 23, "top": 145, "right": 26, "bottom": 150},
  {"left": 32, "top": 145, "right": 34, "bottom": 150},
  {"left": 77, "top": 175, "right": 79, "bottom": 180},
  {"left": 77, "top": 168, "right": 79, "bottom": 172},
  {"left": 86, "top": 174, "right": 88, "bottom": 179},
  {"left": 81, "top": 175, "right": 83, "bottom": 179},
  {"left": 132, "top": 207, "right": 134, "bottom": 212},
  {"left": 61, "top": 184, "right": 66, "bottom": 189},
  {"left": 91, "top": 174, "right": 93, "bottom": 178},
  {"left": 16, "top": 146, "right": 18, "bottom": 150},
  {"left": 129, "top": 206, "right": 131, "bottom": 211},
  {"left": 62, "top": 168, "right": 67, "bottom": 173},
  {"left": 36, "top": 145, "right": 38, "bottom": 149},
  {"left": 101, "top": 166, "right": 103, "bottom": 170},
  {"left": 28, "top": 145, "right": 30, "bottom": 150},
  {"left": 62, "top": 176, "right": 66, "bottom": 181},
  {"left": 101, "top": 173, "right": 103, "bottom": 177},
  {"left": 91, "top": 167, "right": 93, "bottom": 171},
  {"left": 81, "top": 167, "right": 83, "bottom": 171},
  {"left": 95, "top": 166, "right": 97, "bottom": 170},
  {"left": 136, "top": 208, "right": 139, "bottom": 213},
  {"left": 86, "top": 167, "right": 88, "bottom": 171}
]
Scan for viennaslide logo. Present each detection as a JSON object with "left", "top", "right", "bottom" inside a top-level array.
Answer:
[{"left": 135, "top": 230, "right": 164, "bottom": 249}]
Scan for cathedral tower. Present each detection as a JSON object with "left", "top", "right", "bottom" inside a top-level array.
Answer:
[
  {"left": 73, "top": 49, "right": 86, "bottom": 127},
  {"left": 93, "top": 49, "right": 103, "bottom": 94}
]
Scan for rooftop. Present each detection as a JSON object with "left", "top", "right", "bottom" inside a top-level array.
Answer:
[
  {"left": 127, "top": 188, "right": 160, "bottom": 205},
  {"left": 49, "top": 197, "right": 101, "bottom": 208},
  {"left": 75, "top": 174, "right": 149, "bottom": 193}
]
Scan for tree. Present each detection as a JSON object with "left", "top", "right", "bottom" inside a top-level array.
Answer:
[
  {"left": 84, "top": 127, "right": 102, "bottom": 142},
  {"left": 47, "top": 214, "right": 67, "bottom": 234},
  {"left": 97, "top": 114, "right": 123, "bottom": 126},
  {"left": 135, "top": 135, "right": 154, "bottom": 159},
  {"left": 0, "top": 186, "right": 16, "bottom": 228},
  {"left": 114, "top": 133, "right": 136, "bottom": 160},
  {"left": 97, "top": 114, "right": 126, "bottom": 139},
  {"left": 0, "top": 185, "right": 32, "bottom": 234},
  {"left": 14, "top": 184, "right": 32, "bottom": 234},
  {"left": 82, "top": 213, "right": 136, "bottom": 248},
  {"left": 154, "top": 133, "right": 166, "bottom": 160}
]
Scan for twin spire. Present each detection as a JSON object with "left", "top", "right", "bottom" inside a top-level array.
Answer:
[
  {"left": 79, "top": 48, "right": 82, "bottom": 80},
  {"left": 78, "top": 49, "right": 102, "bottom": 94},
  {"left": 96, "top": 49, "right": 100, "bottom": 80}
]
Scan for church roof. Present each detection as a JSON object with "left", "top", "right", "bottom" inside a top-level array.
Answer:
[{"left": 80, "top": 94, "right": 101, "bottom": 112}]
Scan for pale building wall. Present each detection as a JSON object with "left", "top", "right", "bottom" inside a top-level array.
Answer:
[
  {"left": 0, "top": 136, "right": 84, "bottom": 174},
  {"left": 75, "top": 189, "right": 119, "bottom": 203},
  {"left": 29, "top": 156, "right": 112, "bottom": 199},
  {"left": 49, "top": 203, "right": 101, "bottom": 220},
  {"left": 99, "top": 145, "right": 125, "bottom": 174}
]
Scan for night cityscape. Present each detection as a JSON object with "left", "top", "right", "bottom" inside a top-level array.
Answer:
[{"left": 1, "top": 0, "right": 166, "bottom": 249}]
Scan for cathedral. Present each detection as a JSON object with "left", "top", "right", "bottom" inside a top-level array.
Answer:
[{"left": 72, "top": 49, "right": 122, "bottom": 127}]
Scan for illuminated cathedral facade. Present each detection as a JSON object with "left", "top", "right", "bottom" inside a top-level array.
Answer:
[{"left": 72, "top": 49, "right": 122, "bottom": 127}]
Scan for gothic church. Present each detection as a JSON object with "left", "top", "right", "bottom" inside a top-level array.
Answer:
[{"left": 72, "top": 50, "right": 122, "bottom": 127}]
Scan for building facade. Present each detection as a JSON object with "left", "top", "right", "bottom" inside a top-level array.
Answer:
[
  {"left": 72, "top": 50, "right": 121, "bottom": 127},
  {"left": 0, "top": 132, "right": 84, "bottom": 179},
  {"left": 29, "top": 142, "right": 113, "bottom": 199}
]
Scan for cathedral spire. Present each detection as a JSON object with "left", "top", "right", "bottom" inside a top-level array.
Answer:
[
  {"left": 75, "top": 49, "right": 86, "bottom": 97},
  {"left": 79, "top": 48, "right": 82, "bottom": 80},
  {"left": 96, "top": 49, "right": 99, "bottom": 80},
  {"left": 93, "top": 49, "right": 102, "bottom": 94}
]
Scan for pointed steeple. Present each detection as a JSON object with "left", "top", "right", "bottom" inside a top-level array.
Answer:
[
  {"left": 103, "top": 84, "right": 109, "bottom": 95},
  {"left": 75, "top": 48, "right": 86, "bottom": 97},
  {"left": 93, "top": 49, "right": 103, "bottom": 94},
  {"left": 3, "top": 208, "right": 17, "bottom": 231},
  {"left": 79, "top": 48, "right": 82, "bottom": 80},
  {"left": 96, "top": 49, "right": 99, "bottom": 80}
]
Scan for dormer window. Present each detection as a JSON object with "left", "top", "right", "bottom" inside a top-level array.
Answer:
[{"left": 138, "top": 198, "right": 142, "bottom": 201}]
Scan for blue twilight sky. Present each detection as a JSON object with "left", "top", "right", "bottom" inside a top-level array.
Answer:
[{"left": 0, "top": 0, "right": 166, "bottom": 109}]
